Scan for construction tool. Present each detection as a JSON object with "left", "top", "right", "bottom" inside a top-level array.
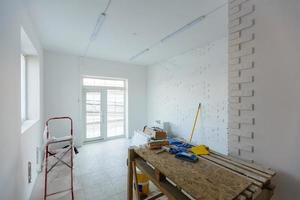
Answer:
[
  {"left": 175, "top": 152, "right": 198, "bottom": 163},
  {"left": 186, "top": 103, "right": 210, "bottom": 155},
  {"left": 144, "top": 126, "right": 167, "bottom": 140},
  {"left": 155, "top": 146, "right": 171, "bottom": 154},
  {"left": 189, "top": 103, "right": 201, "bottom": 143},
  {"left": 44, "top": 117, "right": 74, "bottom": 200},
  {"left": 148, "top": 139, "right": 169, "bottom": 149},
  {"left": 156, "top": 145, "right": 198, "bottom": 163},
  {"left": 190, "top": 145, "right": 209, "bottom": 155}
]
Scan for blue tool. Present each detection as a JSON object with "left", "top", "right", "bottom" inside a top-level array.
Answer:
[
  {"left": 168, "top": 138, "right": 193, "bottom": 154},
  {"left": 175, "top": 152, "right": 198, "bottom": 163}
]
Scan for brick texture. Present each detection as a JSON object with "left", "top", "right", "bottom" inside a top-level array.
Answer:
[{"left": 228, "top": 0, "right": 255, "bottom": 162}]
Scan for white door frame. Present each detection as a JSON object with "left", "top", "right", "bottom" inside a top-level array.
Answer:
[
  {"left": 82, "top": 88, "right": 105, "bottom": 142},
  {"left": 82, "top": 84, "right": 126, "bottom": 142}
]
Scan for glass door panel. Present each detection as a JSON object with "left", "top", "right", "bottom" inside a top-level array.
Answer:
[
  {"left": 85, "top": 91, "right": 102, "bottom": 140},
  {"left": 107, "top": 90, "right": 125, "bottom": 137}
]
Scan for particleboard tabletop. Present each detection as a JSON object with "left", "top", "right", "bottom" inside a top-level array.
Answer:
[{"left": 134, "top": 146, "right": 252, "bottom": 200}]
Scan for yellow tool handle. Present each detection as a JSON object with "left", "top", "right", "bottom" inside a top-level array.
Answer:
[{"left": 189, "top": 103, "right": 201, "bottom": 143}]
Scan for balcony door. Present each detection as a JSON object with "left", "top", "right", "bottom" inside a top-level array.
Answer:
[{"left": 82, "top": 77, "right": 126, "bottom": 142}]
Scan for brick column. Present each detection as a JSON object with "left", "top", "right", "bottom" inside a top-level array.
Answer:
[{"left": 228, "top": 0, "right": 256, "bottom": 162}]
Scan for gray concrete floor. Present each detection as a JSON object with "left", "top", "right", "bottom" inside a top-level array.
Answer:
[{"left": 31, "top": 138, "right": 131, "bottom": 200}]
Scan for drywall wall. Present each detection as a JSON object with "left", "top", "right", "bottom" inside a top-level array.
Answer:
[
  {"left": 253, "top": 0, "right": 300, "bottom": 199},
  {"left": 0, "top": 0, "right": 44, "bottom": 199},
  {"left": 44, "top": 51, "right": 81, "bottom": 144},
  {"left": 44, "top": 51, "right": 147, "bottom": 146},
  {"left": 147, "top": 37, "right": 228, "bottom": 154},
  {"left": 228, "top": 0, "right": 300, "bottom": 199}
]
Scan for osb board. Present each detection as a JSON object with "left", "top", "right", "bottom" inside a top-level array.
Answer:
[{"left": 135, "top": 147, "right": 251, "bottom": 200}]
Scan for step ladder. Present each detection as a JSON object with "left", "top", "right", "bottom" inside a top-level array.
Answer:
[{"left": 43, "top": 117, "right": 74, "bottom": 200}]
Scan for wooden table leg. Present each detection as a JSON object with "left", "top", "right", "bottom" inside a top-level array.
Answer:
[
  {"left": 132, "top": 161, "right": 140, "bottom": 200},
  {"left": 127, "top": 147, "right": 135, "bottom": 200}
]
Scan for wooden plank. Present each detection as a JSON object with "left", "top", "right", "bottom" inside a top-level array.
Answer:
[
  {"left": 155, "top": 169, "right": 166, "bottom": 182},
  {"left": 198, "top": 155, "right": 264, "bottom": 187},
  {"left": 236, "top": 195, "right": 247, "bottom": 200},
  {"left": 135, "top": 147, "right": 251, "bottom": 200},
  {"left": 132, "top": 161, "right": 140, "bottom": 200},
  {"left": 248, "top": 185, "right": 262, "bottom": 199},
  {"left": 127, "top": 147, "right": 136, "bottom": 200},
  {"left": 210, "top": 150, "right": 276, "bottom": 176},
  {"left": 135, "top": 158, "right": 190, "bottom": 200},
  {"left": 200, "top": 154, "right": 268, "bottom": 183},
  {"left": 174, "top": 138, "right": 275, "bottom": 178},
  {"left": 144, "top": 192, "right": 164, "bottom": 200},
  {"left": 248, "top": 184, "right": 260, "bottom": 193},
  {"left": 242, "top": 190, "right": 253, "bottom": 199},
  {"left": 209, "top": 153, "right": 272, "bottom": 179}
]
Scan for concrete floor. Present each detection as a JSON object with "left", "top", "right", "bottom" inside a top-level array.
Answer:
[{"left": 31, "top": 138, "right": 131, "bottom": 200}]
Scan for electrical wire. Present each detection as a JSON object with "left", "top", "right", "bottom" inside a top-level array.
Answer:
[
  {"left": 82, "top": 0, "right": 112, "bottom": 57},
  {"left": 130, "top": 2, "right": 228, "bottom": 61},
  {"left": 103, "top": 0, "right": 112, "bottom": 13}
]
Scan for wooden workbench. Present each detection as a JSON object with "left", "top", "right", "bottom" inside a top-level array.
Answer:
[{"left": 127, "top": 146, "right": 275, "bottom": 200}]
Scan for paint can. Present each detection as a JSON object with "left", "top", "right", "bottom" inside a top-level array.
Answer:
[{"left": 135, "top": 167, "right": 150, "bottom": 195}]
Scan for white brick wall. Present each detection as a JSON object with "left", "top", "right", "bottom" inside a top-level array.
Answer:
[
  {"left": 147, "top": 38, "right": 229, "bottom": 154},
  {"left": 228, "top": 0, "right": 256, "bottom": 162}
]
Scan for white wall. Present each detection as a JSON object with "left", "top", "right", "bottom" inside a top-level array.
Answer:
[
  {"left": 44, "top": 51, "right": 147, "bottom": 145},
  {"left": 0, "top": 0, "right": 44, "bottom": 199},
  {"left": 253, "top": 0, "right": 300, "bottom": 199},
  {"left": 147, "top": 37, "right": 228, "bottom": 154}
]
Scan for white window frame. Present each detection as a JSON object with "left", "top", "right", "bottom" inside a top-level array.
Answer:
[
  {"left": 21, "top": 54, "right": 27, "bottom": 123},
  {"left": 20, "top": 27, "right": 40, "bottom": 134}
]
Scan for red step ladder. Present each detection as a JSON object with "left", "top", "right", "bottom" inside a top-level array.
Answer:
[{"left": 44, "top": 117, "right": 74, "bottom": 200}]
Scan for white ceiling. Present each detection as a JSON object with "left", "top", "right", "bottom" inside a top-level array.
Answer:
[{"left": 27, "top": 0, "right": 228, "bottom": 66}]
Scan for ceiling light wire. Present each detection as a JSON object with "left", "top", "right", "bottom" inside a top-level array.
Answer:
[
  {"left": 103, "top": 0, "right": 112, "bottom": 13},
  {"left": 129, "top": 2, "right": 228, "bottom": 61},
  {"left": 82, "top": 0, "right": 112, "bottom": 57}
]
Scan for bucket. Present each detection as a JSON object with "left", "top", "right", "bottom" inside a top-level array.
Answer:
[{"left": 135, "top": 167, "right": 150, "bottom": 196}]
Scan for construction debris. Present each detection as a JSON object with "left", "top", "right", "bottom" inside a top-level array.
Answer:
[{"left": 143, "top": 126, "right": 167, "bottom": 140}]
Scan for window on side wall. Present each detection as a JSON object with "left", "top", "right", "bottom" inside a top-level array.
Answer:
[
  {"left": 21, "top": 27, "right": 40, "bottom": 133},
  {"left": 21, "top": 54, "right": 27, "bottom": 122}
]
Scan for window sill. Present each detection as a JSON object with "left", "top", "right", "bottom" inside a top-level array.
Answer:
[{"left": 21, "top": 119, "right": 39, "bottom": 134}]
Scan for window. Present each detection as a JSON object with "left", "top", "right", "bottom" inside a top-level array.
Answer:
[
  {"left": 20, "top": 27, "right": 40, "bottom": 133},
  {"left": 21, "top": 54, "right": 27, "bottom": 122},
  {"left": 83, "top": 77, "right": 125, "bottom": 87},
  {"left": 82, "top": 77, "right": 127, "bottom": 141}
]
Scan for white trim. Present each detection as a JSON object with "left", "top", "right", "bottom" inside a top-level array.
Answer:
[
  {"left": 82, "top": 75, "right": 126, "bottom": 88},
  {"left": 101, "top": 88, "right": 107, "bottom": 139},
  {"left": 21, "top": 119, "right": 39, "bottom": 134},
  {"left": 106, "top": 88, "right": 126, "bottom": 138},
  {"left": 82, "top": 89, "right": 104, "bottom": 142},
  {"left": 82, "top": 75, "right": 126, "bottom": 82},
  {"left": 83, "top": 85, "right": 125, "bottom": 91},
  {"left": 21, "top": 54, "right": 27, "bottom": 122}
]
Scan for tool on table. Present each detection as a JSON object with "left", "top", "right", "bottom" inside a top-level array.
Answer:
[
  {"left": 175, "top": 151, "right": 199, "bottom": 163},
  {"left": 169, "top": 139, "right": 193, "bottom": 151},
  {"left": 155, "top": 146, "right": 170, "bottom": 154},
  {"left": 189, "top": 103, "right": 201, "bottom": 143},
  {"left": 144, "top": 126, "right": 167, "bottom": 140},
  {"left": 185, "top": 103, "right": 210, "bottom": 155},
  {"left": 155, "top": 145, "right": 186, "bottom": 154},
  {"left": 148, "top": 139, "right": 169, "bottom": 149},
  {"left": 144, "top": 125, "right": 168, "bottom": 149},
  {"left": 155, "top": 145, "right": 199, "bottom": 163},
  {"left": 190, "top": 145, "right": 209, "bottom": 155}
]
